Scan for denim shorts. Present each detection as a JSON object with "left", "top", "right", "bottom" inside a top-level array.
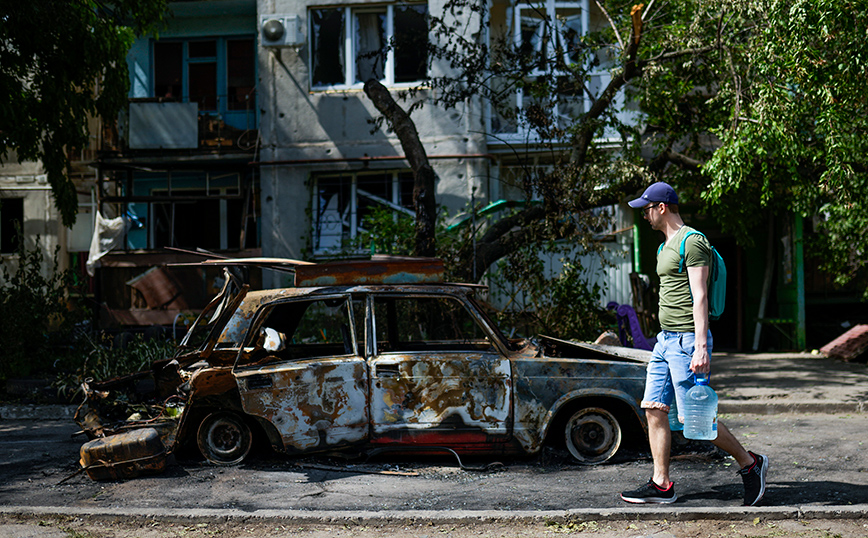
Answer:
[{"left": 641, "top": 330, "right": 714, "bottom": 417}]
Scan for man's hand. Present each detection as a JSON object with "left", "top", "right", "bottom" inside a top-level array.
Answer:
[{"left": 690, "top": 346, "right": 710, "bottom": 374}]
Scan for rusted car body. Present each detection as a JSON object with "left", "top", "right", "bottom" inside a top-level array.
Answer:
[{"left": 75, "top": 259, "right": 650, "bottom": 479}]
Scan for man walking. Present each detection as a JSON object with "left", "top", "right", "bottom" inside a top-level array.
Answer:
[{"left": 620, "top": 182, "right": 769, "bottom": 506}]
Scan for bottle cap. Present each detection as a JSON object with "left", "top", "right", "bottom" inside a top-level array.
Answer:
[{"left": 695, "top": 373, "right": 710, "bottom": 385}]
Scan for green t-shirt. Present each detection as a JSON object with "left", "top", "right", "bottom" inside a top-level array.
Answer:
[{"left": 657, "top": 226, "right": 712, "bottom": 332}]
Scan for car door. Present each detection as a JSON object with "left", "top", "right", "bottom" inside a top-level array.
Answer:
[
  {"left": 233, "top": 294, "right": 370, "bottom": 453},
  {"left": 368, "top": 293, "right": 512, "bottom": 445}
]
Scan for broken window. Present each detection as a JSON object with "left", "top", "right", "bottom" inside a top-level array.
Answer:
[
  {"left": 312, "top": 171, "right": 414, "bottom": 255},
  {"left": 255, "top": 297, "right": 358, "bottom": 361},
  {"left": 310, "top": 3, "right": 429, "bottom": 89},
  {"left": 489, "top": 0, "right": 596, "bottom": 137},
  {"left": 123, "top": 170, "right": 257, "bottom": 251},
  {"left": 153, "top": 37, "right": 256, "bottom": 117},
  {"left": 0, "top": 197, "right": 23, "bottom": 254},
  {"left": 373, "top": 295, "right": 493, "bottom": 353},
  {"left": 227, "top": 39, "right": 256, "bottom": 111}
]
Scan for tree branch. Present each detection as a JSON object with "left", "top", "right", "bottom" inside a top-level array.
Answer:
[
  {"left": 595, "top": 0, "right": 625, "bottom": 51},
  {"left": 363, "top": 79, "right": 437, "bottom": 257}
]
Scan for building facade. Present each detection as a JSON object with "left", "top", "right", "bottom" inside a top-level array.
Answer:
[{"left": 6, "top": 0, "right": 856, "bottom": 351}]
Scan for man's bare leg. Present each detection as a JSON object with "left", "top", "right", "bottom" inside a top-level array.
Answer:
[
  {"left": 646, "top": 408, "right": 672, "bottom": 487},
  {"left": 712, "top": 422, "right": 754, "bottom": 468}
]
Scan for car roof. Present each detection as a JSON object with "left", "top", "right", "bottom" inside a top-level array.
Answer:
[{"left": 238, "top": 283, "right": 482, "bottom": 311}]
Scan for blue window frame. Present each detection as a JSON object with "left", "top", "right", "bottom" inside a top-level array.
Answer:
[{"left": 152, "top": 37, "right": 257, "bottom": 130}]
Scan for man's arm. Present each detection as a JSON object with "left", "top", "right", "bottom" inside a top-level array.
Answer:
[{"left": 687, "top": 265, "right": 710, "bottom": 374}]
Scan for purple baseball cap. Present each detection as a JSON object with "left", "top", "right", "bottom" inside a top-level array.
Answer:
[{"left": 627, "top": 182, "right": 679, "bottom": 208}]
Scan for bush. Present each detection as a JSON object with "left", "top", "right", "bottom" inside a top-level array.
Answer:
[
  {"left": 0, "top": 236, "right": 85, "bottom": 383},
  {"left": 53, "top": 332, "right": 177, "bottom": 401},
  {"left": 488, "top": 247, "right": 612, "bottom": 341}
]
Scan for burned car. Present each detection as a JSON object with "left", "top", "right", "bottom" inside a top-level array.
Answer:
[{"left": 75, "top": 258, "right": 650, "bottom": 479}]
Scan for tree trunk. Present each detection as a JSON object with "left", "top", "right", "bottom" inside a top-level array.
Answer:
[{"left": 363, "top": 80, "right": 437, "bottom": 257}]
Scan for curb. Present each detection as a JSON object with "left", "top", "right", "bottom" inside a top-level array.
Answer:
[
  {"left": 719, "top": 401, "right": 866, "bottom": 415},
  {"left": 0, "top": 405, "right": 77, "bottom": 420},
  {"left": 2, "top": 505, "right": 867, "bottom": 524}
]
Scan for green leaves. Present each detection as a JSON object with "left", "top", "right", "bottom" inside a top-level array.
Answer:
[{"left": 0, "top": 0, "right": 169, "bottom": 227}]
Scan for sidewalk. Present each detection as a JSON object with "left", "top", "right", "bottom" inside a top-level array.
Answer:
[
  {"left": 1, "top": 352, "right": 866, "bottom": 420},
  {"left": 713, "top": 351, "right": 868, "bottom": 414}
]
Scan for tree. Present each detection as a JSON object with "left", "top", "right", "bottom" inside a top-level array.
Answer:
[
  {"left": 364, "top": 80, "right": 438, "bottom": 257},
  {"left": 698, "top": 0, "right": 868, "bottom": 296},
  {"left": 0, "top": 0, "right": 169, "bottom": 227},
  {"left": 367, "top": 0, "right": 868, "bottom": 297}
]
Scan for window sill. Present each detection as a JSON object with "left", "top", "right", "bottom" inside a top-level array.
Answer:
[{"left": 310, "top": 82, "right": 431, "bottom": 94}]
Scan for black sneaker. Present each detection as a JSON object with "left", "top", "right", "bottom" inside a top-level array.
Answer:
[
  {"left": 738, "top": 452, "right": 769, "bottom": 506},
  {"left": 620, "top": 479, "right": 677, "bottom": 504}
]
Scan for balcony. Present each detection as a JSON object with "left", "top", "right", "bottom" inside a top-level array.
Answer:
[{"left": 101, "top": 98, "right": 258, "bottom": 156}]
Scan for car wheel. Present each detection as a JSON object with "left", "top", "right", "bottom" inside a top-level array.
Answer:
[
  {"left": 564, "top": 407, "right": 622, "bottom": 465},
  {"left": 197, "top": 411, "right": 253, "bottom": 465}
]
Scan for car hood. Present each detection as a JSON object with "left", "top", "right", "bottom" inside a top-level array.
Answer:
[{"left": 519, "top": 334, "right": 652, "bottom": 364}]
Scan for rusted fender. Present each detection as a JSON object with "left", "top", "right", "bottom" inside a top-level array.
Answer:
[
  {"left": 189, "top": 366, "right": 238, "bottom": 397},
  {"left": 510, "top": 358, "right": 647, "bottom": 453}
]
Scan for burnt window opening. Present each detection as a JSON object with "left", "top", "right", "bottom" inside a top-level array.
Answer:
[
  {"left": 0, "top": 198, "right": 24, "bottom": 254},
  {"left": 119, "top": 169, "right": 258, "bottom": 252},
  {"left": 251, "top": 297, "right": 358, "bottom": 363},
  {"left": 310, "top": 3, "right": 429, "bottom": 89},
  {"left": 373, "top": 295, "right": 493, "bottom": 353},
  {"left": 148, "top": 188, "right": 254, "bottom": 251}
]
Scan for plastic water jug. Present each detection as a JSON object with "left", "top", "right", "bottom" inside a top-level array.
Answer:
[
  {"left": 668, "top": 400, "right": 683, "bottom": 431},
  {"left": 682, "top": 374, "right": 718, "bottom": 440}
]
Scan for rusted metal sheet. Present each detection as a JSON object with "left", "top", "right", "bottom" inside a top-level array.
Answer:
[
  {"left": 370, "top": 354, "right": 511, "bottom": 442},
  {"left": 295, "top": 258, "right": 444, "bottom": 287},
  {"left": 126, "top": 266, "right": 189, "bottom": 310},
  {"left": 79, "top": 427, "right": 168, "bottom": 480},
  {"left": 189, "top": 367, "right": 237, "bottom": 397},
  {"left": 510, "top": 354, "right": 647, "bottom": 453}
]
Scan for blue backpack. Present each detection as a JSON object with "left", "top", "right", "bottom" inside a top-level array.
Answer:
[{"left": 658, "top": 231, "right": 727, "bottom": 320}]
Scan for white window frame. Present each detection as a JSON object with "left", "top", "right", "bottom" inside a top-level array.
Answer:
[
  {"left": 488, "top": 0, "right": 636, "bottom": 143},
  {"left": 309, "top": 4, "right": 428, "bottom": 90},
  {"left": 518, "top": 0, "right": 588, "bottom": 133}
]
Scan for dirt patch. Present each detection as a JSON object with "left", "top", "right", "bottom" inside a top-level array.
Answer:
[{"left": 2, "top": 513, "right": 867, "bottom": 538}]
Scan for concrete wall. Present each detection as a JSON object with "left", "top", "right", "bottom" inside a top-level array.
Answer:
[
  {"left": 256, "top": 0, "right": 491, "bottom": 287},
  {"left": 0, "top": 157, "right": 65, "bottom": 283}
]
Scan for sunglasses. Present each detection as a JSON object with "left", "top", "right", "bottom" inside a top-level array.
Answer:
[{"left": 642, "top": 203, "right": 664, "bottom": 217}]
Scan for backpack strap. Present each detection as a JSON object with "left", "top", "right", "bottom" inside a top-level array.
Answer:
[{"left": 678, "top": 230, "right": 705, "bottom": 273}]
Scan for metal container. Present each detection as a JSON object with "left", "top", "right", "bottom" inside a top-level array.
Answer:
[{"left": 79, "top": 427, "right": 168, "bottom": 481}]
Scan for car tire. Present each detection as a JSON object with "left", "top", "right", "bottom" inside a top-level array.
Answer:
[
  {"left": 564, "top": 407, "right": 622, "bottom": 465},
  {"left": 197, "top": 411, "right": 253, "bottom": 465}
]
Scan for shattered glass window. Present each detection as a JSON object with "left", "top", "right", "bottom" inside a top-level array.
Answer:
[
  {"left": 312, "top": 171, "right": 414, "bottom": 255},
  {"left": 310, "top": 3, "right": 428, "bottom": 88},
  {"left": 394, "top": 5, "right": 428, "bottom": 82},
  {"left": 311, "top": 8, "right": 346, "bottom": 87}
]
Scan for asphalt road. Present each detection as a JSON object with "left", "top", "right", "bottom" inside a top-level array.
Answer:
[{"left": 1, "top": 411, "right": 865, "bottom": 515}]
